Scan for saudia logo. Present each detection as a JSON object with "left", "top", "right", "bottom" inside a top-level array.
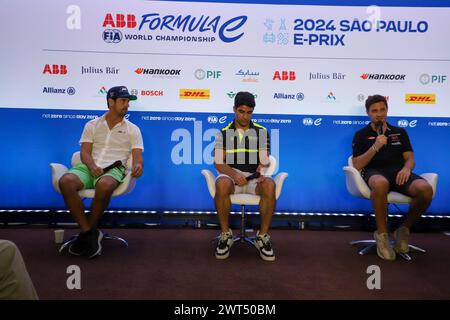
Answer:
[{"left": 102, "top": 13, "right": 247, "bottom": 43}]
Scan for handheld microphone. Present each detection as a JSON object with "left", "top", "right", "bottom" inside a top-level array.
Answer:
[
  {"left": 102, "top": 160, "right": 122, "bottom": 172},
  {"left": 245, "top": 172, "right": 261, "bottom": 181},
  {"left": 375, "top": 121, "right": 383, "bottom": 136}
]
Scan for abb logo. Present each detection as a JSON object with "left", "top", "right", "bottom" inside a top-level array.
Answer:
[
  {"left": 43, "top": 64, "right": 68, "bottom": 75},
  {"left": 103, "top": 14, "right": 137, "bottom": 28},
  {"left": 273, "top": 71, "right": 296, "bottom": 81}
]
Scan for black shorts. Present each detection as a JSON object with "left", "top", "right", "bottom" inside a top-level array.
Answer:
[{"left": 361, "top": 168, "right": 424, "bottom": 195}]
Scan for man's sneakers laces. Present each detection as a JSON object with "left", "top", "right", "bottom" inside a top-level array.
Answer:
[
  {"left": 68, "top": 228, "right": 103, "bottom": 259},
  {"left": 215, "top": 229, "right": 234, "bottom": 259},
  {"left": 254, "top": 231, "right": 275, "bottom": 262},
  {"left": 373, "top": 231, "right": 396, "bottom": 261}
]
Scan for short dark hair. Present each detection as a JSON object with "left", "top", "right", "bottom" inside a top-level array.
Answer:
[
  {"left": 365, "top": 94, "right": 388, "bottom": 112},
  {"left": 234, "top": 91, "right": 255, "bottom": 109}
]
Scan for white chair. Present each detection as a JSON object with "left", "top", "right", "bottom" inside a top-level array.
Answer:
[
  {"left": 201, "top": 155, "right": 288, "bottom": 245},
  {"left": 50, "top": 151, "right": 136, "bottom": 252},
  {"left": 343, "top": 156, "right": 438, "bottom": 260}
]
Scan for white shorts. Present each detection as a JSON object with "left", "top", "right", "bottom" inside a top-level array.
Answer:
[{"left": 216, "top": 168, "right": 259, "bottom": 195}]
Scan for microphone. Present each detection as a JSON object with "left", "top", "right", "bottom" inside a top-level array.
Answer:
[
  {"left": 102, "top": 160, "right": 122, "bottom": 172},
  {"left": 375, "top": 121, "right": 383, "bottom": 136},
  {"left": 245, "top": 172, "right": 261, "bottom": 181}
]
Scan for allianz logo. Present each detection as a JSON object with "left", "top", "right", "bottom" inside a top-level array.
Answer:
[
  {"left": 274, "top": 92, "right": 304, "bottom": 101},
  {"left": 302, "top": 118, "right": 322, "bottom": 126},
  {"left": 398, "top": 119, "right": 417, "bottom": 128},
  {"left": 207, "top": 115, "right": 227, "bottom": 124}
]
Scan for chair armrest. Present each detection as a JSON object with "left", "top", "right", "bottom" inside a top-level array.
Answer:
[
  {"left": 420, "top": 173, "right": 438, "bottom": 197},
  {"left": 201, "top": 169, "right": 216, "bottom": 198},
  {"left": 112, "top": 172, "right": 136, "bottom": 197},
  {"left": 273, "top": 172, "right": 288, "bottom": 200},
  {"left": 50, "top": 163, "right": 68, "bottom": 194},
  {"left": 343, "top": 166, "right": 371, "bottom": 199}
]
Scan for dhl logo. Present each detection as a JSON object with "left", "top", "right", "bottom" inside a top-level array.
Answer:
[
  {"left": 405, "top": 94, "right": 436, "bottom": 104},
  {"left": 179, "top": 89, "right": 210, "bottom": 100}
]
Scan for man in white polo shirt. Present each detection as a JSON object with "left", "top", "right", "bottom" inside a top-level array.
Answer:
[{"left": 58, "top": 86, "right": 144, "bottom": 258}]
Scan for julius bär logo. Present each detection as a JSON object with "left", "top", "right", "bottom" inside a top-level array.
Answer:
[{"left": 43, "top": 64, "right": 68, "bottom": 75}]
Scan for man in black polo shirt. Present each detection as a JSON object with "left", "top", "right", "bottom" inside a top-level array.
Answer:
[
  {"left": 352, "top": 95, "right": 433, "bottom": 260},
  {"left": 213, "top": 91, "right": 276, "bottom": 261}
]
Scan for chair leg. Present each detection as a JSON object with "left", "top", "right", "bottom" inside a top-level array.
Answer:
[
  {"left": 58, "top": 235, "right": 78, "bottom": 253},
  {"left": 350, "top": 238, "right": 426, "bottom": 260},
  {"left": 350, "top": 240, "right": 376, "bottom": 246},
  {"left": 232, "top": 205, "right": 256, "bottom": 247},
  {"left": 103, "top": 233, "right": 129, "bottom": 247},
  {"left": 397, "top": 252, "right": 412, "bottom": 261},
  {"left": 408, "top": 244, "right": 426, "bottom": 253},
  {"left": 358, "top": 243, "right": 377, "bottom": 255}
]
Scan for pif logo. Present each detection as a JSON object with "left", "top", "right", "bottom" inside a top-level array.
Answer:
[
  {"left": 179, "top": 89, "right": 210, "bottom": 100},
  {"left": 103, "top": 14, "right": 137, "bottom": 28},
  {"left": 405, "top": 94, "right": 436, "bottom": 104},
  {"left": 273, "top": 71, "right": 296, "bottom": 81},
  {"left": 43, "top": 64, "right": 68, "bottom": 75}
]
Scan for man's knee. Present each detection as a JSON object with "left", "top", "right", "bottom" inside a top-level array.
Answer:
[
  {"left": 58, "top": 173, "right": 82, "bottom": 191},
  {"left": 417, "top": 183, "right": 433, "bottom": 202},
  {"left": 215, "top": 178, "right": 233, "bottom": 197},
  {"left": 369, "top": 178, "right": 389, "bottom": 194},
  {"left": 95, "top": 178, "right": 118, "bottom": 196},
  {"left": 259, "top": 179, "right": 276, "bottom": 198}
]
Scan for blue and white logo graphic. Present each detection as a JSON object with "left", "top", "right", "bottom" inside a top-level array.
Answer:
[
  {"left": 207, "top": 116, "right": 218, "bottom": 124},
  {"left": 103, "top": 29, "right": 123, "bottom": 43},
  {"left": 398, "top": 119, "right": 417, "bottom": 128}
]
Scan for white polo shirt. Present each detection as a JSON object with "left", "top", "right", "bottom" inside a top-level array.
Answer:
[{"left": 79, "top": 114, "right": 144, "bottom": 168}]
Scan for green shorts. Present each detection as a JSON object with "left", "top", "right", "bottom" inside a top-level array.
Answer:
[{"left": 67, "top": 163, "right": 126, "bottom": 189}]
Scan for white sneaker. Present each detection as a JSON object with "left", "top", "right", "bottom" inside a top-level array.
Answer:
[
  {"left": 373, "top": 231, "right": 396, "bottom": 261},
  {"left": 215, "top": 230, "right": 233, "bottom": 259},
  {"left": 254, "top": 231, "right": 275, "bottom": 262}
]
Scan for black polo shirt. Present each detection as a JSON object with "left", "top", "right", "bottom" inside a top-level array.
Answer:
[
  {"left": 352, "top": 123, "right": 413, "bottom": 171},
  {"left": 215, "top": 120, "right": 270, "bottom": 173}
]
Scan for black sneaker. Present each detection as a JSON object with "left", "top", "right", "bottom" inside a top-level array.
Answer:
[
  {"left": 68, "top": 234, "right": 86, "bottom": 256},
  {"left": 254, "top": 231, "right": 275, "bottom": 261},
  {"left": 83, "top": 229, "right": 103, "bottom": 259},
  {"left": 215, "top": 230, "right": 233, "bottom": 260}
]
